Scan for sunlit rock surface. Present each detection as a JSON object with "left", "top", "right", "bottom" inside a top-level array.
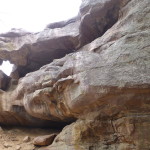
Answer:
[{"left": 0, "top": 0, "right": 150, "bottom": 149}]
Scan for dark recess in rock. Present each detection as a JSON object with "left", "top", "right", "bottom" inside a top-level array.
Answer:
[
  {"left": 0, "top": 70, "right": 11, "bottom": 91},
  {"left": 0, "top": 0, "right": 150, "bottom": 149},
  {"left": 0, "top": 0, "right": 123, "bottom": 78}
]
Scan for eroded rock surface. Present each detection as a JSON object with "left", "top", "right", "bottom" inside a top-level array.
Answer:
[
  {"left": 0, "top": 0, "right": 127, "bottom": 78},
  {"left": 0, "top": 0, "right": 150, "bottom": 149}
]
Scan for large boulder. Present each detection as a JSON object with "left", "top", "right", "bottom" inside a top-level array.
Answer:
[
  {"left": 42, "top": 0, "right": 150, "bottom": 149},
  {"left": 10, "top": 45, "right": 149, "bottom": 122}
]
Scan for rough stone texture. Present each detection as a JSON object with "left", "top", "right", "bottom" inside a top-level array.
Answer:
[
  {"left": 0, "top": 0, "right": 126, "bottom": 78},
  {"left": 33, "top": 133, "right": 58, "bottom": 146},
  {"left": 46, "top": 16, "right": 78, "bottom": 29},
  {"left": 0, "top": 22, "right": 79, "bottom": 77},
  {"left": 0, "top": 28, "right": 30, "bottom": 37},
  {"left": 0, "top": 0, "right": 150, "bottom": 149},
  {"left": 42, "top": 112, "right": 150, "bottom": 150},
  {"left": 23, "top": 136, "right": 30, "bottom": 142},
  {"left": 0, "top": 71, "right": 10, "bottom": 91}
]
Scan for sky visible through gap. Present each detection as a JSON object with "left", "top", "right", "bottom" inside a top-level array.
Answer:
[{"left": 0, "top": 0, "right": 81, "bottom": 76}]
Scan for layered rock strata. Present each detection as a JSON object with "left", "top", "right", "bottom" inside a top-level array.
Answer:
[{"left": 0, "top": 0, "right": 150, "bottom": 149}]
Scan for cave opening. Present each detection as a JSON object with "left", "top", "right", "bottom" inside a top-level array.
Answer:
[{"left": 0, "top": 60, "right": 13, "bottom": 76}]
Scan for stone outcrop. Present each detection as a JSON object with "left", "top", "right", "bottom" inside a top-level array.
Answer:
[
  {"left": 0, "top": 0, "right": 127, "bottom": 78},
  {"left": 0, "top": 0, "right": 150, "bottom": 149},
  {"left": 46, "top": 16, "right": 78, "bottom": 29},
  {"left": 0, "top": 23, "right": 79, "bottom": 77}
]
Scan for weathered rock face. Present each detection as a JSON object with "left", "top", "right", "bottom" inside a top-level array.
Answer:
[
  {"left": 0, "top": 0, "right": 127, "bottom": 78},
  {"left": 0, "top": 23, "right": 79, "bottom": 77},
  {"left": 0, "top": 0, "right": 150, "bottom": 149}
]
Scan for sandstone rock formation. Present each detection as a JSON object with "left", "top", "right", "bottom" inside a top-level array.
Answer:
[
  {"left": 0, "top": 0, "right": 150, "bottom": 149},
  {"left": 0, "top": 0, "right": 126, "bottom": 78}
]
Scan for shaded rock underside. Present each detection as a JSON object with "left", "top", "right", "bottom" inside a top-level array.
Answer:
[{"left": 0, "top": 0, "right": 150, "bottom": 149}]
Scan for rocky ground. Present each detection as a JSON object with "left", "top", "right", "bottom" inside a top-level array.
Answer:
[{"left": 0, "top": 127, "right": 59, "bottom": 150}]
